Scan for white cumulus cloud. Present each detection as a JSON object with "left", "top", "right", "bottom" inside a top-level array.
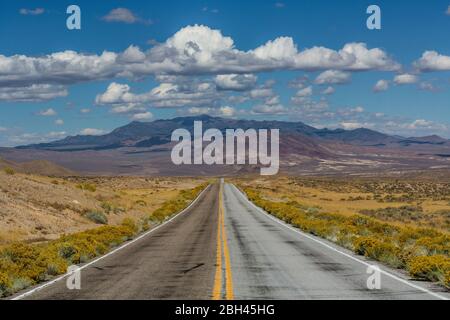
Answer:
[
  {"left": 131, "top": 112, "right": 153, "bottom": 121},
  {"left": 295, "top": 86, "right": 313, "bottom": 97},
  {"left": 251, "top": 104, "right": 285, "bottom": 115},
  {"left": 184, "top": 106, "right": 236, "bottom": 117},
  {"left": 394, "top": 74, "right": 419, "bottom": 85},
  {"left": 102, "top": 8, "right": 151, "bottom": 25},
  {"left": 373, "top": 79, "right": 389, "bottom": 92},
  {"left": 19, "top": 8, "right": 45, "bottom": 15},
  {"left": 80, "top": 128, "right": 106, "bottom": 136},
  {"left": 315, "top": 70, "right": 351, "bottom": 85},
  {"left": 38, "top": 108, "right": 57, "bottom": 116},
  {"left": 96, "top": 80, "right": 222, "bottom": 111},
  {"left": 0, "top": 84, "right": 67, "bottom": 102},
  {"left": 215, "top": 74, "right": 257, "bottom": 91},
  {"left": 322, "top": 86, "right": 335, "bottom": 95},
  {"left": 414, "top": 51, "right": 450, "bottom": 71}
]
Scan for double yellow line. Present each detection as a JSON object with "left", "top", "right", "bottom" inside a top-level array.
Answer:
[{"left": 212, "top": 182, "right": 234, "bottom": 300}]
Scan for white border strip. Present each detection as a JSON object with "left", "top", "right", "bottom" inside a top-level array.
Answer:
[
  {"left": 11, "top": 184, "right": 211, "bottom": 300},
  {"left": 229, "top": 184, "right": 448, "bottom": 301}
]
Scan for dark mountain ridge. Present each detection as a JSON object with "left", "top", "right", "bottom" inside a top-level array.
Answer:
[{"left": 18, "top": 115, "right": 445, "bottom": 152}]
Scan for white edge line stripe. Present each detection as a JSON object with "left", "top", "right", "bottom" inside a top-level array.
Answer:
[
  {"left": 11, "top": 184, "right": 211, "bottom": 301},
  {"left": 229, "top": 183, "right": 448, "bottom": 301}
]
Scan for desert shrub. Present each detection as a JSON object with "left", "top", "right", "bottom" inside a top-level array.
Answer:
[
  {"left": 148, "top": 183, "right": 208, "bottom": 223},
  {"left": 3, "top": 167, "right": 15, "bottom": 175},
  {"left": 135, "top": 199, "right": 147, "bottom": 206},
  {"left": 408, "top": 255, "right": 450, "bottom": 287},
  {"left": 358, "top": 206, "right": 447, "bottom": 230},
  {"left": 39, "top": 247, "right": 68, "bottom": 276},
  {"left": 48, "top": 202, "right": 72, "bottom": 211},
  {"left": 11, "top": 278, "right": 32, "bottom": 292},
  {"left": 57, "top": 242, "right": 80, "bottom": 260},
  {"left": 336, "top": 225, "right": 358, "bottom": 249},
  {"left": 85, "top": 184, "right": 96, "bottom": 192},
  {"left": 353, "top": 237, "right": 402, "bottom": 267},
  {"left": 76, "top": 183, "right": 96, "bottom": 192},
  {"left": 0, "top": 242, "right": 66, "bottom": 288},
  {"left": 414, "top": 236, "right": 449, "bottom": 256},
  {"left": 0, "top": 272, "right": 11, "bottom": 296},
  {"left": 305, "top": 207, "right": 320, "bottom": 214},
  {"left": 121, "top": 218, "right": 138, "bottom": 234},
  {"left": 113, "top": 207, "right": 125, "bottom": 214},
  {"left": 1, "top": 243, "right": 46, "bottom": 282},
  {"left": 100, "top": 202, "right": 112, "bottom": 213},
  {"left": 83, "top": 211, "right": 108, "bottom": 224}
]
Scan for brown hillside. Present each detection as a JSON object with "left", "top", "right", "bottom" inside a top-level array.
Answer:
[{"left": 0, "top": 157, "right": 76, "bottom": 177}]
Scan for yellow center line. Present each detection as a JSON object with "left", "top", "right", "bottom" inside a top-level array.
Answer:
[
  {"left": 212, "top": 182, "right": 234, "bottom": 300},
  {"left": 221, "top": 183, "right": 234, "bottom": 300},
  {"left": 212, "top": 184, "right": 223, "bottom": 300}
]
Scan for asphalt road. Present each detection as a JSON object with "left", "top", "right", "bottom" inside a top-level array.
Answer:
[{"left": 14, "top": 182, "right": 449, "bottom": 300}]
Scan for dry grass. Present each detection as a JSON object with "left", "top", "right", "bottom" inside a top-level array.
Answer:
[
  {"left": 0, "top": 171, "right": 205, "bottom": 244},
  {"left": 236, "top": 177, "right": 450, "bottom": 232}
]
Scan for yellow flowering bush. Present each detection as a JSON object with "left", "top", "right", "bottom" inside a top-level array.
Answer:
[
  {"left": 148, "top": 183, "right": 208, "bottom": 222},
  {"left": 3, "top": 167, "right": 15, "bottom": 175},
  {"left": 0, "top": 271, "right": 10, "bottom": 295},
  {"left": 408, "top": 255, "right": 450, "bottom": 288}
]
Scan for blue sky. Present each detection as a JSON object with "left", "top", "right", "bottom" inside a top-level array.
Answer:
[{"left": 1, "top": 0, "right": 450, "bottom": 146}]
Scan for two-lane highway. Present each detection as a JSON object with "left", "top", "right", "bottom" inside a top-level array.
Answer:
[{"left": 14, "top": 181, "right": 449, "bottom": 300}]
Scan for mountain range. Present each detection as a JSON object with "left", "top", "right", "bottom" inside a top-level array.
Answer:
[
  {"left": 18, "top": 115, "right": 439, "bottom": 151},
  {"left": 1, "top": 115, "right": 450, "bottom": 176}
]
